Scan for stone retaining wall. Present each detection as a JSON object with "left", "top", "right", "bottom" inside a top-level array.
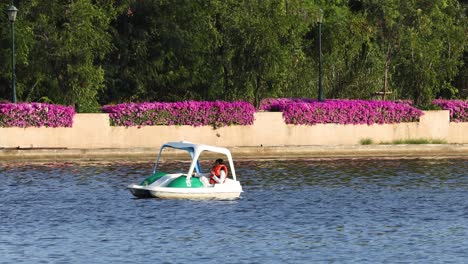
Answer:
[{"left": 0, "top": 110, "right": 467, "bottom": 149}]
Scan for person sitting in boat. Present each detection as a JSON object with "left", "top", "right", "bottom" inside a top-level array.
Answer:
[
  {"left": 198, "top": 158, "right": 228, "bottom": 187},
  {"left": 209, "top": 158, "right": 228, "bottom": 184}
]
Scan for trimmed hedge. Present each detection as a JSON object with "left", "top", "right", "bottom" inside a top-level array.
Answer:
[
  {"left": 0, "top": 103, "right": 75, "bottom": 128},
  {"left": 261, "top": 98, "right": 468, "bottom": 124},
  {"left": 282, "top": 99, "right": 424, "bottom": 125},
  {"left": 102, "top": 101, "right": 255, "bottom": 128},
  {"left": 259, "top": 98, "right": 415, "bottom": 112},
  {"left": 2, "top": 99, "right": 463, "bottom": 128},
  {"left": 432, "top": 99, "right": 468, "bottom": 122}
]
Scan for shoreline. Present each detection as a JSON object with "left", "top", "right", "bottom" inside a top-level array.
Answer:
[{"left": 1, "top": 144, "right": 467, "bottom": 162}]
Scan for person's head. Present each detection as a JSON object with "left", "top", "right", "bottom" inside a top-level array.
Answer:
[{"left": 215, "top": 158, "right": 224, "bottom": 165}]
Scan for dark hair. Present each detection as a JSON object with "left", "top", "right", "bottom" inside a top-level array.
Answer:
[{"left": 215, "top": 158, "right": 224, "bottom": 164}]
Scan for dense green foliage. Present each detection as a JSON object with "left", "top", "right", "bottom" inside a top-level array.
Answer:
[
  {"left": 0, "top": 0, "right": 117, "bottom": 112},
  {"left": 0, "top": 0, "right": 466, "bottom": 111}
]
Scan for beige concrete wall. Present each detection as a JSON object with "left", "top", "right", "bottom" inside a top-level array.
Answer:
[
  {"left": 448, "top": 122, "right": 468, "bottom": 143},
  {"left": 0, "top": 110, "right": 466, "bottom": 149}
]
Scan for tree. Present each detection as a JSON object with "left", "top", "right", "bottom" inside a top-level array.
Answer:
[
  {"left": 0, "top": 0, "right": 116, "bottom": 112},
  {"left": 320, "top": 2, "right": 384, "bottom": 99},
  {"left": 102, "top": 0, "right": 222, "bottom": 103},
  {"left": 0, "top": 1, "right": 34, "bottom": 102},
  {"left": 103, "top": 0, "right": 311, "bottom": 106},
  {"left": 1, "top": 0, "right": 465, "bottom": 108},
  {"left": 216, "top": 0, "right": 307, "bottom": 105},
  {"left": 362, "top": 0, "right": 466, "bottom": 105}
]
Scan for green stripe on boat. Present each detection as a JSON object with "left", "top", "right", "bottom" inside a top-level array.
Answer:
[
  {"left": 167, "top": 176, "right": 204, "bottom": 188},
  {"left": 140, "top": 171, "right": 167, "bottom": 186}
]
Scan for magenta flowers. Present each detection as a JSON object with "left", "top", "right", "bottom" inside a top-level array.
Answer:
[
  {"left": 102, "top": 101, "right": 255, "bottom": 128},
  {"left": 279, "top": 99, "right": 424, "bottom": 125},
  {"left": 259, "top": 98, "right": 317, "bottom": 112},
  {"left": 432, "top": 99, "right": 467, "bottom": 122},
  {"left": 0, "top": 103, "right": 75, "bottom": 127}
]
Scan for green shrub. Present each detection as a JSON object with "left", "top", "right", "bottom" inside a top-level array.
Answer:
[
  {"left": 380, "top": 138, "right": 447, "bottom": 144},
  {"left": 360, "top": 138, "right": 374, "bottom": 145}
]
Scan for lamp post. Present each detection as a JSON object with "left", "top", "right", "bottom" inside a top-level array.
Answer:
[
  {"left": 317, "top": 9, "right": 323, "bottom": 102},
  {"left": 7, "top": 5, "right": 18, "bottom": 103}
]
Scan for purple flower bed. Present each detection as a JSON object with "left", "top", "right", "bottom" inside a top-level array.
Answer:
[
  {"left": 259, "top": 98, "right": 317, "bottom": 112},
  {"left": 282, "top": 99, "right": 424, "bottom": 125},
  {"left": 102, "top": 101, "right": 255, "bottom": 128},
  {"left": 0, "top": 103, "right": 75, "bottom": 128},
  {"left": 432, "top": 99, "right": 468, "bottom": 122},
  {"left": 259, "top": 98, "right": 415, "bottom": 112}
]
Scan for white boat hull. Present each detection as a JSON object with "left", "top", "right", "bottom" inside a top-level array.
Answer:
[
  {"left": 128, "top": 141, "right": 243, "bottom": 200},
  {"left": 128, "top": 178, "right": 242, "bottom": 200},
  {"left": 150, "top": 190, "right": 241, "bottom": 200}
]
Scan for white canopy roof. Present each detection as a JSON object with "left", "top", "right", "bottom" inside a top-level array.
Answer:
[
  {"left": 162, "top": 141, "right": 233, "bottom": 157},
  {"left": 154, "top": 141, "right": 237, "bottom": 184}
]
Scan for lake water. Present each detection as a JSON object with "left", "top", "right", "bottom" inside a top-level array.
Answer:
[{"left": 1, "top": 158, "right": 467, "bottom": 263}]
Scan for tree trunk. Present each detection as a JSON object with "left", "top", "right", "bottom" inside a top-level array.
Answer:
[
  {"left": 383, "top": 60, "right": 389, "bottom": 100},
  {"left": 254, "top": 75, "right": 261, "bottom": 108},
  {"left": 382, "top": 44, "right": 391, "bottom": 100}
]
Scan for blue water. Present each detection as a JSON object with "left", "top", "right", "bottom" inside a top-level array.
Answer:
[{"left": 1, "top": 158, "right": 467, "bottom": 263}]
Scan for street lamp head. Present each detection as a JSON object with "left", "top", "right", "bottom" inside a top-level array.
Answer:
[
  {"left": 317, "top": 9, "right": 323, "bottom": 23},
  {"left": 7, "top": 5, "right": 18, "bottom": 22}
]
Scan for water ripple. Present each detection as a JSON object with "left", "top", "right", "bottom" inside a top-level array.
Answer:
[{"left": 0, "top": 158, "right": 467, "bottom": 263}]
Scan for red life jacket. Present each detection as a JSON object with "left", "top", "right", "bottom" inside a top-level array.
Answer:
[{"left": 209, "top": 164, "right": 228, "bottom": 184}]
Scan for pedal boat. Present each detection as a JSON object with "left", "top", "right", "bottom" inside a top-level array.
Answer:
[{"left": 128, "top": 141, "right": 243, "bottom": 200}]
